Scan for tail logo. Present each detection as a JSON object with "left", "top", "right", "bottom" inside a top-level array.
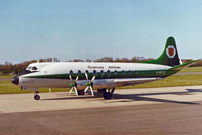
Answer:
[{"left": 166, "top": 45, "right": 176, "bottom": 58}]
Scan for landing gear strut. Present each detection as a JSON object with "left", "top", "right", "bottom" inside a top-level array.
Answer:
[
  {"left": 103, "top": 88, "right": 115, "bottom": 100},
  {"left": 34, "top": 91, "right": 40, "bottom": 100}
]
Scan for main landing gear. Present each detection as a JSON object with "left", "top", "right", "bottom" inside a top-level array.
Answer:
[
  {"left": 34, "top": 91, "right": 40, "bottom": 100},
  {"left": 103, "top": 88, "right": 115, "bottom": 100},
  {"left": 78, "top": 90, "right": 85, "bottom": 95}
]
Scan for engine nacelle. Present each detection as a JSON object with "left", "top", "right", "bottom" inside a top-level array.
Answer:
[
  {"left": 92, "top": 79, "right": 117, "bottom": 89},
  {"left": 76, "top": 79, "right": 117, "bottom": 90},
  {"left": 76, "top": 80, "right": 89, "bottom": 90}
]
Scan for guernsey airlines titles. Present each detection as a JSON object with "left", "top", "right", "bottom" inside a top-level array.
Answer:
[{"left": 12, "top": 37, "right": 197, "bottom": 100}]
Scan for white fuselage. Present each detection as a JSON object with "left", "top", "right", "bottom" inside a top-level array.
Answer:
[{"left": 18, "top": 62, "right": 172, "bottom": 89}]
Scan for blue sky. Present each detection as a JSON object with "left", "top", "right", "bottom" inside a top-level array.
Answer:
[{"left": 0, "top": 0, "right": 202, "bottom": 64}]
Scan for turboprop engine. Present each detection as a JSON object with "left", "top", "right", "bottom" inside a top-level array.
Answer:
[{"left": 75, "top": 79, "right": 117, "bottom": 90}]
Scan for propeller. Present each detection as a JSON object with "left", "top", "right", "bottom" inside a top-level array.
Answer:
[
  {"left": 84, "top": 72, "right": 96, "bottom": 96},
  {"left": 69, "top": 75, "right": 79, "bottom": 96}
]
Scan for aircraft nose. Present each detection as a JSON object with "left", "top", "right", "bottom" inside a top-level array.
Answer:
[{"left": 11, "top": 76, "right": 19, "bottom": 85}]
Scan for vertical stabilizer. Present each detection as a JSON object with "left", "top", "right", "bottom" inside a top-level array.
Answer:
[{"left": 143, "top": 37, "right": 180, "bottom": 66}]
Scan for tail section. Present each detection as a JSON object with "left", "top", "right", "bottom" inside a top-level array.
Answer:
[{"left": 143, "top": 36, "right": 180, "bottom": 66}]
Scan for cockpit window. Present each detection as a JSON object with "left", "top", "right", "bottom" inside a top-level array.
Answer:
[
  {"left": 26, "top": 65, "right": 39, "bottom": 71},
  {"left": 32, "top": 66, "right": 38, "bottom": 70}
]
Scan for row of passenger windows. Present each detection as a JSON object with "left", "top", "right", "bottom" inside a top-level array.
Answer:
[{"left": 69, "top": 70, "right": 138, "bottom": 76}]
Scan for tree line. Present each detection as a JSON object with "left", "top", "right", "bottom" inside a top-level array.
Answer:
[
  {"left": 0, "top": 58, "right": 60, "bottom": 75},
  {"left": 0, "top": 57, "right": 201, "bottom": 75},
  {"left": 69, "top": 57, "right": 151, "bottom": 63}
]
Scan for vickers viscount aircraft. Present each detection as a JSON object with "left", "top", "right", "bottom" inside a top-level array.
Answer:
[{"left": 12, "top": 37, "right": 197, "bottom": 100}]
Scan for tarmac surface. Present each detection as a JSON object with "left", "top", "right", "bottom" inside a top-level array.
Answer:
[{"left": 1, "top": 85, "right": 202, "bottom": 135}]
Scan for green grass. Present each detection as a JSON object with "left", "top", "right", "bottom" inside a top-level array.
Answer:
[
  {"left": 119, "top": 74, "right": 202, "bottom": 89},
  {"left": 1, "top": 67, "right": 202, "bottom": 94},
  {"left": 179, "top": 67, "right": 202, "bottom": 73},
  {"left": 0, "top": 81, "right": 70, "bottom": 94},
  {"left": 0, "top": 75, "right": 14, "bottom": 79},
  {"left": 0, "top": 81, "right": 29, "bottom": 94}
]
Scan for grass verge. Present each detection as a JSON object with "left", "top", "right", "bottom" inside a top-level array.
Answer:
[
  {"left": 119, "top": 74, "right": 202, "bottom": 89},
  {"left": 179, "top": 67, "right": 202, "bottom": 73}
]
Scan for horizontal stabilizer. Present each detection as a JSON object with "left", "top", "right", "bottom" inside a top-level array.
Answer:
[{"left": 168, "top": 60, "right": 199, "bottom": 70}]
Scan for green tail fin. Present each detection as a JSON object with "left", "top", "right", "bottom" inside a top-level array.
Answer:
[{"left": 143, "top": 36, "right": 180, "bottom": 66}]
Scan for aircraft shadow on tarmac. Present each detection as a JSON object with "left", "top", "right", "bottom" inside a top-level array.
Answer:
[
  {"left": 108, "top": 88, "right": 202, "bottom": 105},
  {"left": 43, "top": 89, "right": 202, "bottom": 105}
]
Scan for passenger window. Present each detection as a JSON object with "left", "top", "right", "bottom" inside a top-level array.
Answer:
[
  {"left": 128, "top": 70, "right": 132, "bottom": 75},
  {"left": 114, "top": 70, "right": 117, "bottom": 75},
  {"left": 100, "top": 70, "right": 104, "bottom": 77},
  {"left": 122, "top": 70, "right": 125, "bottom": 75},
  {"left": 85, "top": 70, "right": 89, "bottom": 75},
  {"left": 107, "top": 70, "right": 111, "bottom": 77},
  {"left": 70, "top": 70, "right": 73, "bottom": 75},
  {"left": 93, "top": 70, "right": 97, "bottom": 76},
  {"left": 78, "top": 70, "right": 82, "bottom": 76}
]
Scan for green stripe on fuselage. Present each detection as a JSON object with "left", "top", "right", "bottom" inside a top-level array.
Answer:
[{"left": 22, "top": 70, "right": 179, "bottom": 80}]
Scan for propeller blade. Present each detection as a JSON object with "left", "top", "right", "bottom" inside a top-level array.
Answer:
[
  {"left": 84, "top": 73, "right": 95, "bottom": 96},
  {"left": 89, "top": 86, "right": 94, "bottom": 96},
  {"left": 69, "top": 75, "right": 72, "bottom": 81},
  {"left": 69, "top": 87, "right": 74, "bottom": 94},
  {"left": 69, "top": 75, "right": 79, "bottom": 96},
  {"left": 84, "top": 86, "right": 89, "bottom": 92},
  {"left": 75, "top": 76, "right": 79, "bottom": 81},
  {"left": 85, "top": 72, "right": 89, "bottom": 80},
  {"left": 74, "top": 86, "right": 78, "bottom": 96},
  {"left": 91, "top": 76, "right": 96, "bottom": 81}
]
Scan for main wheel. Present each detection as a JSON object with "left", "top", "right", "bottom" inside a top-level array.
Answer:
[
  {"left": 78, "top": 90, "right": 85, "bottom": 95},
  {"left": 104, "top": 92, "right": 113, "bottom": 100},
  {"left": 34, "top": 95, "right": 40, "bottom": 100}
]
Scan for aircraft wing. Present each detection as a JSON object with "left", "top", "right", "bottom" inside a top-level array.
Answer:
[{"left": 113, "top": 77, "right": 162, "bottom": 86}]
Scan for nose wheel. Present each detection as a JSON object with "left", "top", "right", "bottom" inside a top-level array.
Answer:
[{"left": 34, "top": 91, "right": 40, "bottom": 100}]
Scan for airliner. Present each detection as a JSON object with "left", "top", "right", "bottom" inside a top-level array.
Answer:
[{"left": 12, "top": 37, "right": 197, "bottom": 100}]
